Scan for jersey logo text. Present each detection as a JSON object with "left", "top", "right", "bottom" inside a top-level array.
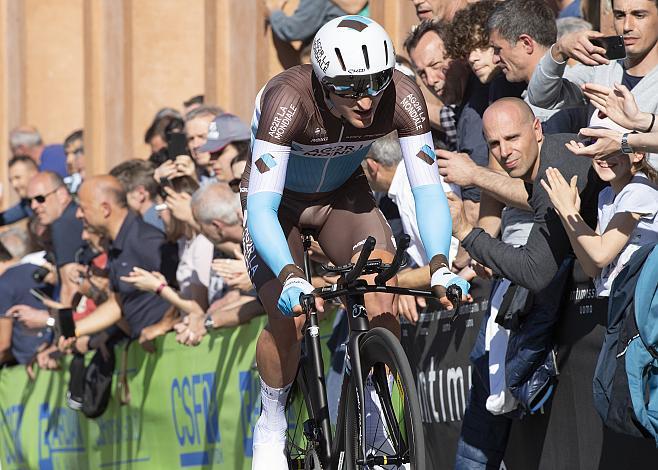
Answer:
[
  {"left": 312, "top": 38, "right": 330, "bottom": 73},
  {"left": 401, "top": 93, "right": 426, "bottom": 131},
  {"left": 268, "top": 104, "right": 297, "bottom": 140}
]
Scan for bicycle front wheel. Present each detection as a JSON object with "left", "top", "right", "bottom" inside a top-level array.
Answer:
[{"left": 343, "top": 327, "right": 425, "bottom": 470}]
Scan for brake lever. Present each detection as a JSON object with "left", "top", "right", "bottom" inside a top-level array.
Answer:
[
  {"left": 299, "top": 293, "right": 315, "bottom": 317},
  {"left": 447, "top": 284, "right": 462, "bottom": 323}
]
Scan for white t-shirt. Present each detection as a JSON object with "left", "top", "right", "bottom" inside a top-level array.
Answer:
[
  {"left": 176, "top": 233, "right": 214, "bottom": 300},
  {"left": 387, "top": 160, "right": 460, "bottom": 267},
  {"left": 595, "top": 173, "right": 658, "bottom": 296}
]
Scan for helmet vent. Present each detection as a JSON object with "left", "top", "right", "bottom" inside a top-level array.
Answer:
[
  {"left": 334, "top": 48, "right": 347, "bottom": 71},
  {"left": 362, "top": 45, "right": 370, "bottom": 69},
  {"left": 383, "top": 40, "right": 388, "bottom": 62}
]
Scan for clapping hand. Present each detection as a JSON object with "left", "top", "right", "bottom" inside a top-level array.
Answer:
[
  {"left": 540, "top": 167, "right": 581, "bottom": 219},
  {"left": 120, "top": 267, "right": 166, "bottom": 292}
]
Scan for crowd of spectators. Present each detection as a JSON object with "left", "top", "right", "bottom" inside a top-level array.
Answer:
[{"left": 1, "top": 0, "right": 658, "bottom": 466}]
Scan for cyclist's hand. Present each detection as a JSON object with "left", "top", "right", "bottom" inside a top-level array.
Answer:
[
  {"left": 278, "top": 276, "right": 322, "bottom": 317},
  {"left": 431, "top": 267, "right": 471, "bottom": 310}
]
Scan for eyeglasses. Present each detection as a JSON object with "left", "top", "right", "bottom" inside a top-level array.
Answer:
[
  {"left": 322, "top": 68, "right": 393, "bottom": 100},
  {"left": 28, "top": 186, "right": 61, "bottom": 205}
]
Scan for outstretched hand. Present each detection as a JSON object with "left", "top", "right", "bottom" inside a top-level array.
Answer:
[
  {"left": 566, "top": 127, "right": 622, "bottom": 160},
  {"left": 540, "top": 167, "right": 581, "bottom": 218},
  {"left": 582, "top": 83, "right": 639, "bottom": 130},
  {"left": 120, "top": 267, "right": 166, "bottom": 292}
]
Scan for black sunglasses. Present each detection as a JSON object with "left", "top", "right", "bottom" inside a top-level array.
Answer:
[
  {"left": 27, "top": 186, "right": 61, "bottom": 205},
  {"left": 322, "top": 68, "right": 393, "bottom": 99}
]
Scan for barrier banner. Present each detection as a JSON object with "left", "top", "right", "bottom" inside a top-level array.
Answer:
[
  {"left": 0, "top": 317, "right": 270, "bottom": 469},
  {"left": 401, "top": 281, "right": 658, "bottom": 469},
  {"left": 400, "top": 298, "right": 488, "bottom": 468}
]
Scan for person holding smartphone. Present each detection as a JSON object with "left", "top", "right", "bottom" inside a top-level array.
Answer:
[{"left": 527, "top": 0, "right": 658, "bottom": 166}]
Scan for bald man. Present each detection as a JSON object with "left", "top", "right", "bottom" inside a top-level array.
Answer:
[
  {"left": 27, "top": 171, "right": 84, "bottom": 305},
  {"left": 450, "top": 98, "right": 606, "bottom": 291},
  {"left": 451, "top": 98, "right": 607, "bottom": 468},
  {"left": 73, "top": 175, "right": 176, "bottom": 341}
]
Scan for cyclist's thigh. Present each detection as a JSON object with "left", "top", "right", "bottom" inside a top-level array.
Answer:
[{"left": 316, "top": 172, "right": 396, "bottom": 265}]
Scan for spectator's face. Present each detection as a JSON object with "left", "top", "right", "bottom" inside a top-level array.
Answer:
[
  {"left": 76, "top": 184, "right": 105, "bottom": 233},
  {"left": 231, "top": 160, "right": 247, "bottom": 180},
  {"left": 328, "top": 93, "right": 385, "bottom": 129},
  {"left": 410, "top": 32, "right": 469, "bottom": 104},
  {"left": 468, "top": 46, "right": 500, "bottom": 84},
  {"left": 483, "top": 105, "right": 542, "bottom": 181},
  {"left": 198, "top": 218, "right": 242, "bottom": 245},
  {"left": 81, "top": 227, "right": 105, "bottom": 253},
  {"left": 186, "top": 115, "right": 215, "bottom": 167},
  {"left": 8, "top": 161, "right": 37, "bottom": 198},
  {"left": 410, "top": 0, "right": 463, "bottom": 21},
  {"left": 591, "top": 151, "right": 641, "bottom": 183},
  {"left": 210, "top": 144, "right": 239, "bottom": 182},
  {"left": 613, "top": 0, "right": 658, "bottom": 59},
  {"left": 410, "top": 32, "right": 448, "bottom": 98},
  {"left": 490, "top": 30, "right": 527, "bottom": 83},
  {"left": 149, "top": 134, "right": 166, "bottom": 153},
  {"left": 27, "top": 177, "right": 66, "bottom": 226},
  {"left": 64, "top": 138, "right": 85, "bottom": 176}
]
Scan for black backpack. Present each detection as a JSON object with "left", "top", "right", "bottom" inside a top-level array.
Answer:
[{"left": 81, "top": 345, "right": 116, "bottom": 419}]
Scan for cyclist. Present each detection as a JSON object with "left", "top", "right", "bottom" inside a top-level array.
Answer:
[{"left": 243, "top": 15, "right": 470, "bottom": 467}]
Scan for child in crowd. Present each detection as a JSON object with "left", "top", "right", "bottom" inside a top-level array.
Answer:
[{"left": 542, "top": 127, "right": 658, "bottom": 297}]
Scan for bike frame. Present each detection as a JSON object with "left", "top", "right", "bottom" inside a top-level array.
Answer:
[{"left": 297, "top": 234, "right": 461, "bottom": 469}]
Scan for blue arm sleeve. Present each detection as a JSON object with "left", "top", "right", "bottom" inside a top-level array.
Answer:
[
  {"left": 247, "top": 191, "right": 295, "bottom": 277},
  {"left": 0, "top": 201, "right": 31, "bottom": 227},
  {"left": 411, "top": 184, "right": 452, "bottom": 259}
]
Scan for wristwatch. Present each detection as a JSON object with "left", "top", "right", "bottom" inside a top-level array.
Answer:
[
  {"left": 204, "top": 315, "right": 215, "bottom": 332},
  {"left": 621, "top": 132, "right": 634, "bottom": 154},
  {"left": 46, "top": 316, "right": 56, "bottom": 328}
]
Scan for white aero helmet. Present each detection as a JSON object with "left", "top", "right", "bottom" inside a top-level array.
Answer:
[{"left": 311, "top": 15, "right": 396, "bottom": 99}]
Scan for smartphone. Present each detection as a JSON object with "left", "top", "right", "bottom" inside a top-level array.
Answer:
[
  {"left": 58, "top": 308, "right": 77, "bottom": 338},
  {"left": 591, "top": 35, "right": 626, "bottom": 60},
  {"left": 166, "top": 132, "right": 189, "bottom": 159},
  {"left": 30, "top": 288, "right": 52, "bottom": 303},
  {"left": 159, "top": 177, "right": 173, "bottom": 200}
]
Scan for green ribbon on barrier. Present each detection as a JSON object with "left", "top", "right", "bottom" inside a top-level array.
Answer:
[{"left": 0, "top": 310, "right": 336, "bottom": 470}]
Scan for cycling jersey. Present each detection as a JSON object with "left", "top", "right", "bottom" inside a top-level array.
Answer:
[{"left": 245, "top": 64, "right": 454, "bottom": 281}]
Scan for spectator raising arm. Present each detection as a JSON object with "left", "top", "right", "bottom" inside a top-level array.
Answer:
[
  {"left": 527, "top": 30, "right": 603, "bottom": 110},
  {"left": 437, "top": 149, "right": 531, "bottom": 210},
  {"left": 567, "top": 83, "right": 658, "bottom": 158}
]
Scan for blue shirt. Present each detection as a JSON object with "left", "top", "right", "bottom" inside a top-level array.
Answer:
[
  {"left": 39, "top": 144, "right": 68, "bottom": 177},
  {"left": 0, "top": 263, "right": 54, "bottom": 364},
  {"left": 51, "top": 202, "right": 84, "bottom": 268},
  {"left": 108, "top": 212, "right": 178, "bottom": 338},
  {"left": 0, "top": 199, "right": 32, "bottom": 227}
]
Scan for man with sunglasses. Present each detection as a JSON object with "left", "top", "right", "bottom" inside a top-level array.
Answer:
[
  {"left": 26, "top": 172, "right": 84, "bottom": 307},
  {"left": 244, "top": 15, "right": 469, "bottom": 467}
]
